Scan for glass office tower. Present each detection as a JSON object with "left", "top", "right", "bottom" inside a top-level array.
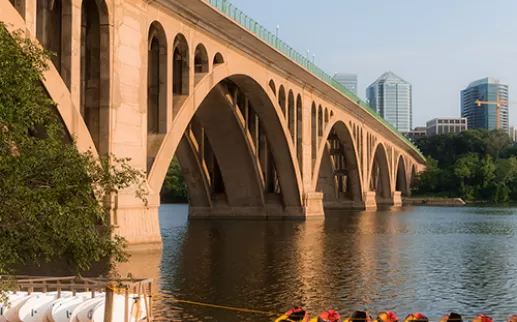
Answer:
[
  {"left": 366, "top": 71, "right": 413, "bottom": 132},
  {"left": 333, "top": 73, "right": 358, "bottom": 95},
  {"left": 461, "top": 77, "right": 509, "bottom": 131}
]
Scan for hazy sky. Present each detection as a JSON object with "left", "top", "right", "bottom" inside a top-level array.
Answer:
[{"left": 226, "top": 0, "right": 517, "bottom": 127}]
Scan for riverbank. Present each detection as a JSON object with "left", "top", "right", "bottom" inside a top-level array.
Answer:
[{"left": 403, "top": 197, "right": 466, "bottom": 206}]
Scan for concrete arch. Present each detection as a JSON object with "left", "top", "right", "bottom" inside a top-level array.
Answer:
[
  {"left": 213, "top": 52, "right": 224, "bottom": 65},
  {"left": 312, "top": 117, "right": 362, "bottom": 193},
  {"left": 311, "top": 102, "right": 317, "bottom": 165},
  {"left": 194, "top": 43, "right": 209, "bottom": 75},
  {"left": 147, "top": 21, "right": 167, "bottom": 134},
  {"left": 296, "top": 94, "right": 302, "bottom": 164},
  {"left": 287, "top": 89, "right": 295, "bottom": 143},
  {"left": 268, "top": 79, "right": 276, "bottom": 96},
  {"left": 172, "top": 33, "right": 189, "bottom": 97},
  {"left": 148, "top": 70, "right": 303, "bottom": 209},
  {"left": 317, "top": 105, "right": 323, "bottom": 137},
  {"left": 395, "top": 155, "right": 409, "bottom": 196},
  {"left": 369, "top": 142, "right": 392, "bottom": 201},
  {"left": 3, "top": 1, "right": 98, "bottom": 156},
  {"left": 36, "top": 0, "right": 64, "bottom": 73},
  {"left": 80, "top": 0, "right": 111, "bottom": 155},
  {"left": 278, "top": 85, "right": 286, "bottom": 116}
]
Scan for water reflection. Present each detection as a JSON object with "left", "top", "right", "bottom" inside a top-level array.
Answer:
[{"left": 155, "top": 205, "right": 517, "bottom": 321}]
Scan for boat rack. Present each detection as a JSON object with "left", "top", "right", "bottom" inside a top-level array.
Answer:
[{"left": 0, "top": 275, "right": 154, "bottom": 322}]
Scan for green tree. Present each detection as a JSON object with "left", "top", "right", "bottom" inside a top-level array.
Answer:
[
  {"left": 414, "top": 129, "right": 517, "bottom": 202},
  {"left": 487, "top": 129, "right": 512, "bottom": 158},
  {"left": 0, "top": 24, "right": 144, "bottom": 275},
  {"left": 454, "top": 153, "right": 478, "bottom": 197},
  {"left": 160, "top": 158, "right": 188, "bottom": 203}
]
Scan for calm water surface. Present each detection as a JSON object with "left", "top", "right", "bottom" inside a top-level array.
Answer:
[{"left": 131, "top": 205, "right": 517, "bottom": 321}]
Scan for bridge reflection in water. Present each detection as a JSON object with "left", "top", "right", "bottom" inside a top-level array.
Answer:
[{"left": 120, "top": 204, "right": 517, "bottom": 322}]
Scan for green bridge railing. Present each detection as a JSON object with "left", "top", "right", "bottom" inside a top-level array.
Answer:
[{"left": 206, "top": 0, "right": 425, "bottom": 160}]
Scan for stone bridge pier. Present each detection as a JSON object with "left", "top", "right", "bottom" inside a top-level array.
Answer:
[{"left": 2, "top": 0, "right": 425, "bottom": 245}]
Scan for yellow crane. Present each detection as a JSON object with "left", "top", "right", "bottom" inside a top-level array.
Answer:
[{"left": 475, "top": 93, "right": 517, "bottom": 129}]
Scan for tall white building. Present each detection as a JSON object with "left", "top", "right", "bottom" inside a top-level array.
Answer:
[
  {"left": 366, "top": 72, "right": 412, "bottom": 132},
  {"left": 333, "top": 73, "right": 358, "bottom": 95}
]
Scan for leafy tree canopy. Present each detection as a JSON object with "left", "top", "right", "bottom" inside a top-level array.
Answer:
[
  {"left": 0, "top": 24, "right": 144, "bottom": 274},
  {"left": 413, "top": 128, "right": 517, "bottom": 203}
]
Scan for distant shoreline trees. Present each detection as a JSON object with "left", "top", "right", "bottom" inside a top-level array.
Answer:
[
  {"left": 160, "top": 158, "right": 188, "bottom": 203},
  {"left": 413, "top": 129, "right": 517, "bottom": 203}
]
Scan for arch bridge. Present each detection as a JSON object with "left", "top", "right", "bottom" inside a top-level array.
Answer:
[{"left": 2, "top": 0, "right": 426, "bottom": 244}]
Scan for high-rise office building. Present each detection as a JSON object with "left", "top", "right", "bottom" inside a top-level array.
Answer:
[
  {"left": 461, "top": 77, "right": 509, "bottom": 131},
  {"left": 366, "top": 71, "right": 413, "bottom": 132},
  {"left": 333, "top": 73, "right": 358, "bottom": 95}
]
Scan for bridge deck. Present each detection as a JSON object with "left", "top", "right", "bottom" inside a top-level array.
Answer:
[{"left": 164, "top": 0, "right": 424, "bottom": 161}]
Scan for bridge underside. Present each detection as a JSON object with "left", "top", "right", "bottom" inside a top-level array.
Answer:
[{"left": 2, "top": 0, "right": 425, "bottom": 245}]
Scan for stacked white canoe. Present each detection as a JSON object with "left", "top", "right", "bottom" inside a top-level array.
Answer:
[{"left": 0, "top": 291, "right": 148, "bottom": 322}]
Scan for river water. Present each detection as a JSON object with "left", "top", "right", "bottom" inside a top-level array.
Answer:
[{"left": 123, "top": 204, "right": 517, "bottom": 321}]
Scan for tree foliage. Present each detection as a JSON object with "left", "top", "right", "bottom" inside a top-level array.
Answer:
[
  {"left": 413, "top": 128, "right": 517, "bottom": 202},
  {"left": 0, "top": 24, "right": 145, "bottom": 274},
  {"left": 160, "top": 158, "right": 188, "bottom": 203}
]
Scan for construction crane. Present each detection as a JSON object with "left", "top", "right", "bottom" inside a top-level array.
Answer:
[{"left": 475, "top": 93, "right": 517, "bottom": 129}]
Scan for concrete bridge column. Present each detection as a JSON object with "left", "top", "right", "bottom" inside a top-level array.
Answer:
[
  {"left": 302, "top": 93, "right": 324, "bottom": 217},
  {"left": 111, "top": 193, "right": 162, "bottom": 245}
]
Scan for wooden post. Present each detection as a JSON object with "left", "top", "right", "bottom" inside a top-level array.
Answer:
[
  {"left": 104, "top": 284, "right": 114, "bottom": 322},
  {"left": 124, "top": 287, "right": 129, "bottom": 322},
  {"left": 149, "top": 283, "right": 153, "bottom": 320}
]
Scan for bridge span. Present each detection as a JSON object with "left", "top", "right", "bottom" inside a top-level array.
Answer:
[{"left": 2, "top": 0, "right": 425, "bottom": 244}]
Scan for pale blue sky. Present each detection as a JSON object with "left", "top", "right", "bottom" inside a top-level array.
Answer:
[{"left": 227, "top": 0, "right": 517, "bottom": 127}]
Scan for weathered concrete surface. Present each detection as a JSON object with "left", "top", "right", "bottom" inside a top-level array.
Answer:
[{"left": 2, "top": 0, "right": 426, "bottom": 245}]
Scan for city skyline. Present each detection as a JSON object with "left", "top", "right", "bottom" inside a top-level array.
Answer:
[{"left": 227, "top": 0, "right": 517, "bottom": 126}]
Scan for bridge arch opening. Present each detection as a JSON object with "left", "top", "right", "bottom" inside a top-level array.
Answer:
[
  {"left": 324, "top": 108, "right": 329, "bottom": 128},
  {"left": 213, "top": 52, "right": 224, "bottom": 65},
  {"left": 36, "top": 0, "right": 63, "bottom": 74},
  {"left": 9, "top": 0, "right": 25, "bottom": 17},
  {"left": 395, "top": 156, "right": 409, "bottom": 196},
  {"left": 296, "top": 94, "right": 302, "bottom": 165},
  {"left": 369, "top": 143, "right": 392, "bottom": 204},
  {"left": 288, "top": 90, "right": 295, "bottom": 143},
  {"left": 172, "top": 33, "right": 189, "bottom": 110},
  {"left": 311, "top": 102, "right": 317, "bottom": 167},
  {"left": 147, "top": 21, "right": 168, "bottom": 172},
  {"left": 278, "top": 85, "right": 286, "bottom": 116},
  {"left": 318, "top": 105, "right": 323, "bottom": 137},
  {"left": 194, "top": 43, "right": 209, "bottom": 80},
  {"left": 80, "top": 0, "right": 110, "bottom": 155},
  {"left": 158, "top": 74, "right": 302, "bottom": 218},
  {"left": 314, "top": 121, "right": 362, "bottom": 208},
  {"left": 269, "top": 80, "right": 276, "bottom": 96}
]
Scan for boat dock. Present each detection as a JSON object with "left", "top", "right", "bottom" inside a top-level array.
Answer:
[{"left": 0, "top": 275, "right": 154, "bottom": 321}]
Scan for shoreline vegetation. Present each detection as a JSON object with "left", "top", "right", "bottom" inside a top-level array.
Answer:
[{"left": 412, "top": 129, "right": 517, "bottom": 204}]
